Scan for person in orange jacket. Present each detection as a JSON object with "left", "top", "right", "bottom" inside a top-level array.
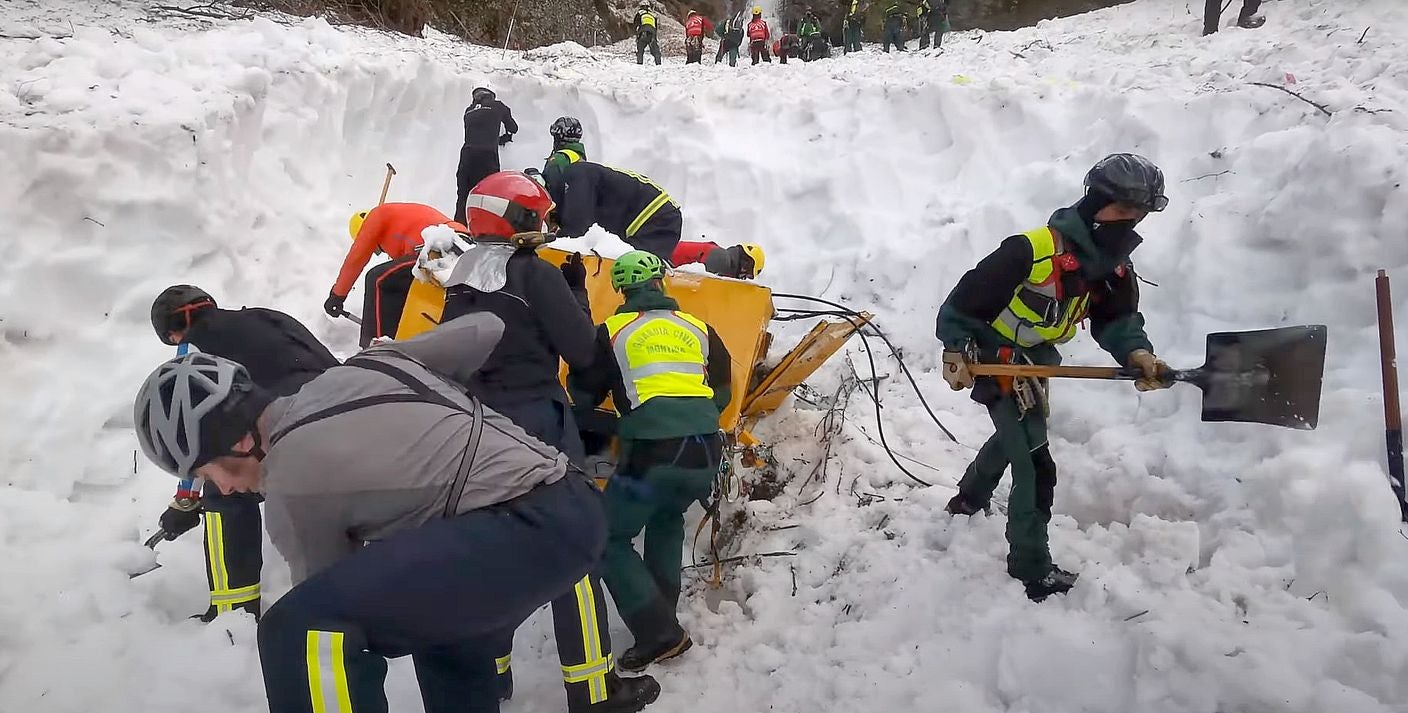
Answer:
[
  {"left": 747, "top": 7, "right": 772, "bottom": 64},
  {"left": 671, "top": 240, "right": 766, "bottom": 279},
  {"left": 326, "top": 202, "right": 466, "bottom": 347}
]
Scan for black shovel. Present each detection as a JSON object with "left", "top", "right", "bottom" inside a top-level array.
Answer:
[{"left": 969, "top": 325, "right": 1329, "bottom": 430}]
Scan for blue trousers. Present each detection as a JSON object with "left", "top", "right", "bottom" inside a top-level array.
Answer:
[{"left": 257, "top": 476, "right": 606, "bottom": 713}]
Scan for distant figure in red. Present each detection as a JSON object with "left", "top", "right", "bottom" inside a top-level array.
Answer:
[
  {"left": 670, "top": 240, "right": 766, "bottom": 280},
  {"left": 684, "top": 10, "right": 716, "bottom": 64},
  {"left": 747, "top": 7, "right": 772, "bottom": 64}
]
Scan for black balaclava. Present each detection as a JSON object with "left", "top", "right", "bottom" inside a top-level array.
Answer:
[{"left": 1075, "top": 190, "right": 1143, "bottom": 276}]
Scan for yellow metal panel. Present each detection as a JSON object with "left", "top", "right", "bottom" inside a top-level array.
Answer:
[
  {"left": 740, "top": 313, "right": 872, "bottom": 425},
  {"left": 395, "top": 278, "right": 446, "bottom": 340}
]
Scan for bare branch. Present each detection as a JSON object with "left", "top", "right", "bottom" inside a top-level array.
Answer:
[
  {"left": 1248, "top": 81, "right": 1333, "bottom": 117},
  {"left": 1181, "top": 170, "right": 1233, "bottom": 182}
]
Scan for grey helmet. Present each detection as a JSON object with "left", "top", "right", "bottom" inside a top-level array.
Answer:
[
  {"left": 472, "top": 86, "right": 495, "bottom": 105},
  {"left": 1084, "top": 153, "right": 1168, "bottom": 212},
  {"left": 549, "top": 116, "right": 583, "bottom": 143},
  {"left": 134, "top": 353, "right": 257, "bottom": 477}
]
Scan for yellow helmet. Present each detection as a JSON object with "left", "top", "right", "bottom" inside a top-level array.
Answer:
[
  {"left": 739, "top": 243, "right": 765, "bottom": 277},
  {"left": 752, "top": 5, "right": 763, "bottom": 14},
  {"left": 348, "top": 210, "right": 369, "bottom": 241}
]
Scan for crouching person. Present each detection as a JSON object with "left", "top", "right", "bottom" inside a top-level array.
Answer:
[{"left": 133, "top": 314, "right": 624, "bottom": 713}]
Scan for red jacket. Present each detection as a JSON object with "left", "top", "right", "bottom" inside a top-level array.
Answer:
[
  {"left": 333, "top": 203, "right": 464, "bottom": 298},
  {"left": 672, "top": 240, "right": 721, "bottom": 268},
  {"left": 747, "top": 17, "right": 770, "bottom": 41},
  {"left": 685, "top": 14, "right": 715, "bottom": 37}
]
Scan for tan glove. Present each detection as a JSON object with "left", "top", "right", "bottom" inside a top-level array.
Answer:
[
  {"left": 942, "top": 349, "right": 974, "bottom": 391},
  {"left": 1128, "top": 349, "right": 1171, "bottom": 392}
]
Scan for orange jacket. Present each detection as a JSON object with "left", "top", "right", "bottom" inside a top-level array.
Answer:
[{"left": 332, "top": 203, "right": 462, "bottom": 298}]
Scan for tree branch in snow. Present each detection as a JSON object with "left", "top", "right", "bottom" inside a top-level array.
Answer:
[
  {"left": 1248, "top": 82, "right": 1334, "bottom": 117},
  {"left": 1181, "top": 170, "right": 1233, "bottom": 182},
  {"left": 1358, "top": 26, "right": 1371, "bottom": 44},
  {"left": 152, "top": 4, "right": 255, "bottom": 21},
  {"left": 681, "top": 551, "right": 796, "bottom": 570}
]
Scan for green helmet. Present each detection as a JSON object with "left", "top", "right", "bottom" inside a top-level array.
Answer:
[{"left": 611, "top": 250, "right": 665, "bottom": 290}]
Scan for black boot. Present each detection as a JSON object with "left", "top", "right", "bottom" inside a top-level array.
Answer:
[
  {"left": 1023, "top": 566, "right": 1079, "bottom": 602},
  {"left": 195, "top": 599, "right": 260, "bottom": 623},
  {"left": 944, "top": 492, "right": 990, "bottom": 516},
  {"left": 497, "top": 668, "right": 513, "bottom": 701},
  {"left": 619, "top": 599, "right": 691, "bottom": 673},
  {"left": 571, "top": 672, "right": 661, "bottom": 713}
]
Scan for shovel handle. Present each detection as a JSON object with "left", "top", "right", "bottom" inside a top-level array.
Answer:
[
  {"left": 377, "top": 163, "right": 397, "bottom": 206},
  {"left": 968, "top": 364, "right": 1134, "bottom": 380},
  {"left": 339, "top": 310, "right": 363, "bottom": 326},
  {"left": 144, "top": 530, "right": 167, "bottom": 549}
]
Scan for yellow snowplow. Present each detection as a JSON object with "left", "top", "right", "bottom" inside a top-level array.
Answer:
[{"left": 392, "top": 246, "right": 870, "bottom": 445}]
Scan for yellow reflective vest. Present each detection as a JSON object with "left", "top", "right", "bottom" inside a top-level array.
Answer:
[
  {"left": 991, "top": 227, "right": 1091, "bottom": 348},
  {"left": 605, "top": 309, "right": 714, "bottom": 408}
]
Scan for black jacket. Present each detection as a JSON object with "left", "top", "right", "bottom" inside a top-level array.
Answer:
[
  {"left": 462, "top": 99, "right": 518, "bottom": 150},
  {"left": 185, "top": 308, "right": 340, "bottom": 395},
  {"left": 441, "top": 250, "right": 597, "bottom": 407},
  {"left": 548, "top": 161, "right": 681, "bottom": 244}
]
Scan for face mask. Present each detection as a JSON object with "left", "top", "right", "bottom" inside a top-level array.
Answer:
[{"left": 1089, "top": 219, "right": 1144, "bottom": 270}]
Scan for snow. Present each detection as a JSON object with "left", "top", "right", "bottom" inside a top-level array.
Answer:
[{"left": 3, "top": 0, "right": 1408, "bottom": 711}]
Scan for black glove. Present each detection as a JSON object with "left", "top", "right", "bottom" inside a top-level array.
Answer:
[
  {"left": 498, "top": 133, "right": 514, "bottom": 146},
  {"left": 323, "top": 291, "right": 346, "bottom": 318},
  {"left": 158, "top": 501, "right": 203, "bottom": 540},
  {"left": 561, "top": 252, "right": 587, "bottom": 289}
]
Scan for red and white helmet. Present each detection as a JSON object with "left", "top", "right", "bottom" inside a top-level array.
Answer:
[{"left": 465, "top": 171, "right": 555, "bottom": 240}]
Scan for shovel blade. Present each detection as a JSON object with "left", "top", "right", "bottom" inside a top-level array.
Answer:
[{"left": 1195, "top": 325, "right": 1327, "bottom": 430}]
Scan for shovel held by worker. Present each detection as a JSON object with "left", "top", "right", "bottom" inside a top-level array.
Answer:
[
  {"left": 969, "top": 325, "right": 1329, "bottom": 430},
  {"left": 377, "top": 163, "right": 397, "bottom": 205}
]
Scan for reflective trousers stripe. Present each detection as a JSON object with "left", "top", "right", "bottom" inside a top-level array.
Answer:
[
  {"left": 306, "top": 631, "right": 353, "bottom": 713},
  {"left": 496, "top": 653, "right": 512, "bottom": 675},
  {"left": 204, "top": 511, "right": 233, "bottom": 612},
  {"left": 625, "top": 191, "right": 673, "bottom": 238},
  {"left": 211, "top": 583, "right": 261, "bottom": 606},
  {"left": 567, "top": 576, "right": 610, "bottom": 703}
]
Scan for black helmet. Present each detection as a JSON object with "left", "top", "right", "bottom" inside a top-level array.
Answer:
[
  {"left": 1084, "top": 153, "right": 1168, "bottom": 212},
  {"left": 472, "top": 86, "right": 495, "bottom": 105},
  {"left": 151, "top": 284, "right": 216, "bottom": 345},
  {"left": 134, "top": 353, "right": 260, "bottom": 477},
  {"left": 550, "top": 116, "right": 583, "bottom": 143}
]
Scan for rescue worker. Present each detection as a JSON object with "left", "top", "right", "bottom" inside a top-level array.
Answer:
[
  {"left": 440, "top": 172, "right": 661, "bottom": 712},
  {"left": 927, "top": 0, "right": 949, "bottom": 49},
  {"left": 842, "top": 0, "right": 864, "bottom": 53},
  {"left": 133, "top": 314, "right": 660, "bottom": 713},
  {"left": 567, "top": 251, "right": 733, "bottom": 672},
  {"left": 147, "top": 285, "right": 338, "bottom": 622},
  {"left": 544, "top": 160, "right": 683, "bottom": 261},
  {"left": 796, "top": 9, "right": 827, "bottom": 60},
  {"left": 747, "top": 7, "right": 772, "bottom": 64},
  {"left": 328, "top": 202, "right": 465, "bottom": 347},
  {"left": 684, "top": 10, "right": 716, "bottom": 64},
  {"left": 935, "top": 153, "right": 1173, "bottom": 602},
  {"left": 455, "top": 86, "right": 518, "bottom": 224},
  {"left": 715, "top": 6, "right": 746, "bottom": 66},
  {"left": 882, "top": 2, "right": 906, "bottom": 52},
  {"left": 634, "top": 1, "right": 662, "bottom": 65},
  {"left": 671, "top": 240, "right": 765, "bottom": 280},
  {"left": 913, "top": 0, "right": 932, "bottom": 49},
  {"left": 544, "top": 116, "right": 588, "bottom": 190},
  {"left": 777, "top": 32, "right": 801, "bottom": 63}
]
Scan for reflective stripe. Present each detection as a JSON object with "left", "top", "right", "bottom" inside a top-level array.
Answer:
[
  {"left": 560, "top": 149, "right": 582, "bottom": 163},
  {"left": 205, "top": 511, "right": 232, "bottom": 613},
  {"left": 495, "top": 653, "right": 512, "bottom": 675},
  {"left": 605, "top": 310, "right": 712, "bottom": 408},
  {"left": 464, "top": 193, "right": 512, "bottom": 216},
  {"left": 991, "top": 227, "right": 1091, "bottom": 348},
  {"left": 211, "top": 583, "right": 261, "bottom": 606},
  {"left": 626, "top": 191, "right": 673, "bottom": 238},
  {"left": 565, "top": 576, "right": 610, "bottom": 703},
  {"left": 306, "top": 631, "right": 353, "bottom": 713},
  {"left": 640, "top": 12, "right": 656, "bottom": 26}
]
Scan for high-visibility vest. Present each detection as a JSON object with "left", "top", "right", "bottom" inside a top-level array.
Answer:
[
  {"left": 556, "top": 148, "right": 583, "bottom": 164},
  {"left": 990, "top": 227, "right": 1091, "bottom": 348},
  {"left": 605, "top": 309, "right": 713, "bottom": 408},
  {"left": 639, "top": 12, "right": 657, "bottom": 27}
]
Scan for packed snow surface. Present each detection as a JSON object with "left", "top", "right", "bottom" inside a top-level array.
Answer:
[{"left": 3, "top": 0, "right": 1408, "bottom": 711}]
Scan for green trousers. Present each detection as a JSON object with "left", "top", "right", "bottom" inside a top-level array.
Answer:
[
  {"left": 603, "top": 440, "right": 716, "bottom": 638},
  {"left": 956, "top": 396, "right": 1058, "bottom": 582}
]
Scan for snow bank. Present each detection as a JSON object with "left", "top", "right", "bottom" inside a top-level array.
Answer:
[{"left": 2, "top": 0, "right": 1408, "bottom": 711}]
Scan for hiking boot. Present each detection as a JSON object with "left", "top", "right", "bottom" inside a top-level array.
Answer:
[
  {"left": 618, "top": 631, "right": 692, "bottom": 673},
  {"left": 944, "top": 493, "right": 990, "bottom": 516},
  {"left": 572, "top": 672, "right": 661, "bottom": 713},
  {"left": 1237, "top": 14, "right": 1265, "bottom": 28},
  {"left": 1024, "top": 566, "right": 1079, "bottom": 602}
]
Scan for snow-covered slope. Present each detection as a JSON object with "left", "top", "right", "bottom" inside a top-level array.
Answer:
[{"left": 3, "top": 0, "right": 1408, "bottom": 711}]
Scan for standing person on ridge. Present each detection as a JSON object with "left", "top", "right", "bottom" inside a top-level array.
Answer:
[
  {"left": 842, "top": 0, "right": 864, "bottom": 53},
  {"left": 882, "top": 2, "right": 906, "bottom": 52},
  {"left": 568, "top": 251, "right": 733, "bottom": 673},
  {"left": 439, "top": 172, "right": 662, "bottom": 713},
  {"left": 747, "top": 7, "right": 772, "bottom": 64},
  {"left": 329, "top": 202, "right": 464, "bottom": 347},
  {"left": 454, "top": 87, "right": 518, "bottom": 225},
  {"left": 683, "top": 10, "right": 716, "bottom": 65},
  {"left": 542, "top": 160, "right": 684, "bottom": 261},
  {"left": 544, "top": 116, "right": 588, "bottom": 190},
  {"left": 935, "top": 153, "right": 1174, "bottom": 602},
  {"left": 147, "top": 285, "right": 339, "bottom": 623},
  {"left": 634, "top": 1, "right": 662, "bottom": 65},
  {"left": 715, "top": 6, "right": 746, "bottom": 65}
]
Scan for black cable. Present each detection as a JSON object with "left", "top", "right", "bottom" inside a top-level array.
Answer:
[{"left": 773, "top": 293, "right": 959, "bottom": 443}]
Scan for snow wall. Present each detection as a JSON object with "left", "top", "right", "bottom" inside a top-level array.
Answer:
[{"left": 2, "top": 0, "right": 1408, "bottom": 711}]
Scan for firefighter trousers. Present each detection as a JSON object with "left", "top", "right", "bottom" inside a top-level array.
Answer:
[
  {"left": 257, "top": 476, "right": 606, "bottom": 713},
  {"left": 201, "top": 481, "right": 262, "bottom": 619}
]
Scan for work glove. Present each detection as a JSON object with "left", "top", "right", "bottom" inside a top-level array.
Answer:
[
  {"left": 498, "top": 133, "right": 514, "bottom": 146},
  {"left": 158, "top": 499, "right": 203, "bottom": 540},
  {"left": 1128, "top": 349, "right": 1172, "bottom": 392},
  {"left": 323, "top": 291, "right": 346, "bottom": 318},
  {"left": 561, "top": 252, "right": 587, "bottom": 290},
  {"left": 942, "top": 349, "right": 974, "bottom": 391}
]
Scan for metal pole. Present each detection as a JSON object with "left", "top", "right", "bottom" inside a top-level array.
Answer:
[
  {"left": 1376, "top": 269, "right": 1407, "bottom": 522},
  {"left": 502, "top": 0, "right": 523, "bottom": 57}
]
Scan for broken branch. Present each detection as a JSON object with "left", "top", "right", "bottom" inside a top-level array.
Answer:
[{"left": 1248, "top": 81, "right": 1333, "bottom": 117}]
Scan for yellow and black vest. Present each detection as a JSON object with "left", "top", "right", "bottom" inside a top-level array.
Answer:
[
  {"left": 991, "top": 227, "right": 1091, "bottom": 348},
  {"left": 639, "top": 11, "right": 657, "bottom": 28},
  {"left": 605, "top": 309, "right": 713, "bottom": 408}
]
